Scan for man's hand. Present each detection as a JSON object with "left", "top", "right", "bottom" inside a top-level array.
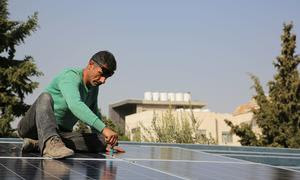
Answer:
[
  {"left": 102, "top": 127, "right": 118, "bottom": 146},
  {"left": 106, "top": 144, "right": 126, "bottom": 153}
]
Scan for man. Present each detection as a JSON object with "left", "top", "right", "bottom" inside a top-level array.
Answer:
[{"left": 17, "top": 50, "right": 124, "bottom": 159}]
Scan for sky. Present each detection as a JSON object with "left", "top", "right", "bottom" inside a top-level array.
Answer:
[{"left": 8, "top": 0, "right": 300, "bottom": 116}]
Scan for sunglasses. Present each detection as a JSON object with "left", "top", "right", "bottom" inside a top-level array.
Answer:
[{"left": 93, "top": 60, "right": 114, "bottom": 78}]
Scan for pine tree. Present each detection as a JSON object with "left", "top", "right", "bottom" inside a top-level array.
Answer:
[
  {"left": 0, "top": 0, "right": 42, "bottom": 137},
  {"left": 226, "top": 23, "right": 300, "bottom": 148}
]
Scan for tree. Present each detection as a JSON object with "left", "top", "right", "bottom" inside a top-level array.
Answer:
[
  {"left": 226, "top": 23, "right": 300, "bottom": 148},
  {"left": 0, "top": 0, "right": 42, "bottom": 137},
  {"left": 224, "top": 120, "right": 260, "bottom": 146},
  {"left": 139, "top": 107, "right": 216, "bottom": 144}
]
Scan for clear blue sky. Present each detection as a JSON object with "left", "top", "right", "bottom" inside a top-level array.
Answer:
[{"left": 9, "top": 0, "right": 300, "bottom": 115}]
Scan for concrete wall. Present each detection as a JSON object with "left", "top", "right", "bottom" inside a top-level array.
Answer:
[
  {"left": 125, "top": 109, "right": 254, "bottom": 146},
  {"left": 109, "top": 104, "right": 137, "bottom": 133}
]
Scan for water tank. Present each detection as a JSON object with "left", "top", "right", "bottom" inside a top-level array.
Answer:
[
  {"left": 152, "top": 92, "right": 159, "bottom": 101},
  {"left": 144, "top": 92, "right": 152, "bottom": 101},
  {"left": 168, "top": 92, "right": 175, "bottom": 101},
  {"left": 201, "top": 109, "right": 210, "bottom": 112},
  {"left": 176, "top": 108, "right": 184, "bottom": 112},
  {"left": 193, "top": 108, "right": 201, "bottom": 112},
  {"left": 160, "top": 92, "right": 168, "bottom": 101},
  {"left": 185, "top": 109, "right": 192, "bottom": 112},
  {"left": 183, "top": 92, "right": 191, "bottom": 102},
  {"left": 175, "top": 93, "right": 184, "bottom": 101}
]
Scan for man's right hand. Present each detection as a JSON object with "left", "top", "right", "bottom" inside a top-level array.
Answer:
[{"left": 102, "top": 127, "right": 118, "bottom": 146}]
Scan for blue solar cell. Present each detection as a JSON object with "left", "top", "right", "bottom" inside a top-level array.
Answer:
[{"left": 1, "top": 141, "right": 300, "bottom": 180}]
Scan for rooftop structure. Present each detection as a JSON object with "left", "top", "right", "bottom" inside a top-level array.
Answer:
[{"left": 109, "top": 92, "right": 205, "bottom": 133}]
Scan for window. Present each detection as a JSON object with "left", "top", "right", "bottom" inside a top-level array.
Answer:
[{"left": 222, "top": 131, "right": 233, "bottom": 144}]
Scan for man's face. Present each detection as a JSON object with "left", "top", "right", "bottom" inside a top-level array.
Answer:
[{"left": 88, "top": 61, "right": 114, "bottom": 87}]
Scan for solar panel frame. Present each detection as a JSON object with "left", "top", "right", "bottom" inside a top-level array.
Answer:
[{"left": 1, "top": 139, "right": 300, "bottom": 180}]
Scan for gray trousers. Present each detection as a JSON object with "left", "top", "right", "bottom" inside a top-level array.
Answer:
[{"left": 17, "top": 92, "right": 106, "bottom": 154}]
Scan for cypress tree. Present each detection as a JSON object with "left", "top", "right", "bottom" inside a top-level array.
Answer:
[
  {"left": 0, "top": 0, "right": 42, "bottom": 137},
  {"left": 226, "top": 23, "right": 300, "bottom": 148}
]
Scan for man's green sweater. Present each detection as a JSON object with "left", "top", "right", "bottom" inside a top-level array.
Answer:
[{"left": 44, "top": 68, "right": 105, "bottom": 132}]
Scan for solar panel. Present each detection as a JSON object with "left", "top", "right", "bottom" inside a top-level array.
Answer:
[{"left": 1, "top": 139, "right": 300, "bottom": 180}]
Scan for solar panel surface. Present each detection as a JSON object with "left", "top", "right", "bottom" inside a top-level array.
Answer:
[{"left": 1, "top": 139, "right": 300, "bottom": 180}]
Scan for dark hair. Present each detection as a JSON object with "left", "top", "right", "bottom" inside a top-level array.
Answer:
[{"left": 91, "top": 51, "right": 117, "bottom": 72}]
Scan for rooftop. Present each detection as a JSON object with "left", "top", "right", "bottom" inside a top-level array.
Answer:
[{"left": 109, "top": 99, "right": 205, "bottom": 109}]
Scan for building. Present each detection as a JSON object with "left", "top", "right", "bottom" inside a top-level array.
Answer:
[
  {"left": 109, "top": 92, "right": 257, "bottom": 146},
  {"left": 109, "top": 92, "right": 205, "bottom": 133}
]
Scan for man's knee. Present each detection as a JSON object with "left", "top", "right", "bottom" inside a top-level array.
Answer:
[
  {"left": 36, "top": 92, "right": 53, "bottom": 109},
  {"left": 17, "top": 92, "right": 52, "bottom": 139},
  {"left": 38, "top": 92, "right": 52, "bottom": 103}
]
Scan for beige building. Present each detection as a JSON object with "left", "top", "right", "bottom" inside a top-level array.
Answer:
[{"left": 109, "top": 92, "right": 258, "bottom": 146}]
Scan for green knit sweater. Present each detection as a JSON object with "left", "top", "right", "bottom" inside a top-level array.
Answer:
[{"left": 44, "top": 68, "right": 105, "bottom": 132}]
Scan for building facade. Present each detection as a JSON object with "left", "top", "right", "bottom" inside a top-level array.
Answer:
[{"left": 109, "top": 92, "right": 257, "bottom": 146}]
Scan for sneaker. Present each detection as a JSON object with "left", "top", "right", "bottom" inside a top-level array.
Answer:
[
  {"left": 43, "top": 136, "right": 74, "bottom": 159},
  {"left": 22, "top": 138, "right": 40, "bottom": 153}
]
